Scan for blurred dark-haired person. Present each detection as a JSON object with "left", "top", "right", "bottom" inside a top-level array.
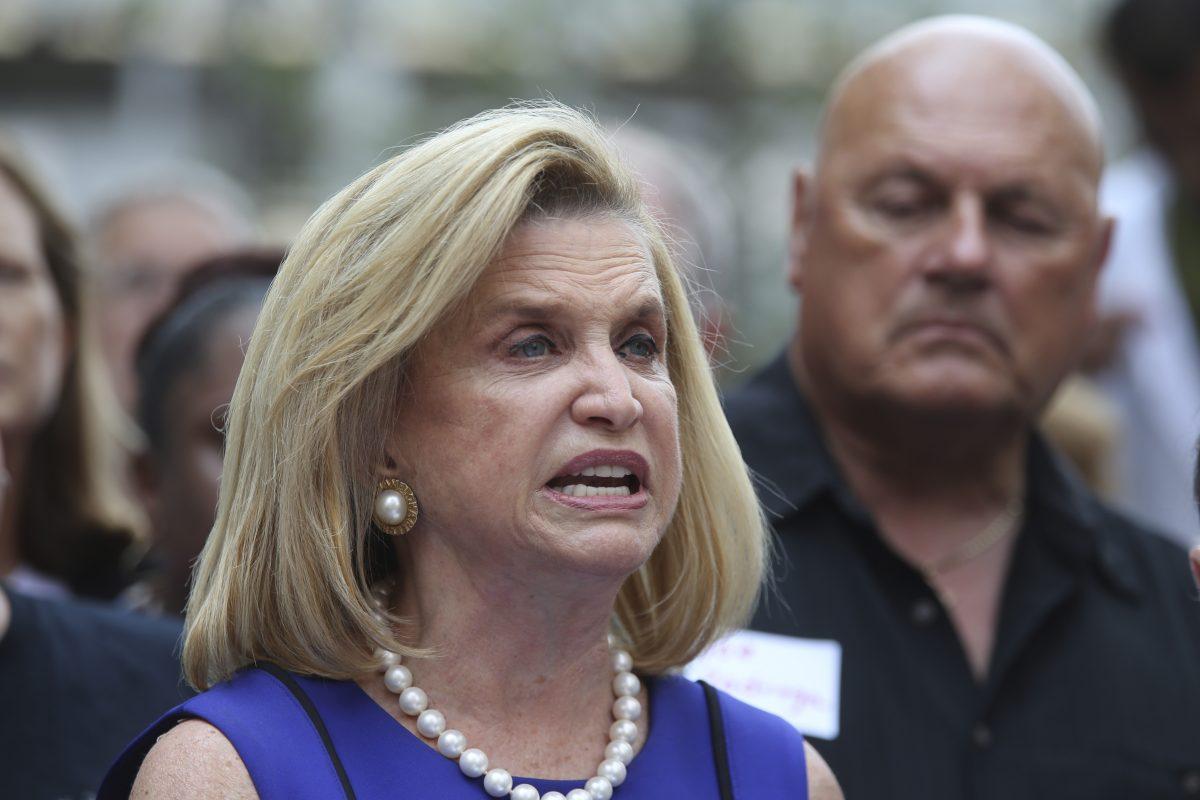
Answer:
[
  {"left": 0, "top": 141, "right": 145, "bottom": 600},
  {"left": 726, "top": 16, "right": 1200, "bottom": 799},
  {"left": 0, "top": 409, "right": 188, "bottom": 799},
  {"left": 1092, "top": 0, "right": 1200, "bottom": 545},
  {"left": 89, "top": 165, "right": 255, "bottom": 411},
  {"left": 132, "top": 250, "right": 279, "bottom": 614}
]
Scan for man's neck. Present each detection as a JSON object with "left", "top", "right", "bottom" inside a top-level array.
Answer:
[
  {"left": 788, "top": 342, "right": 1028, "bottom": 680},
  {"left": 787, "top": 341, "right": 1028, "bottom": 529}
]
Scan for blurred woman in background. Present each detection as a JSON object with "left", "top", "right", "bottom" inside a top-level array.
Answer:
[
  {"left": 132, "top": 249, "right": 280, "bottom": 614},
  {"left": 0, "top": 142, "right": 144, "bottom": 600}
]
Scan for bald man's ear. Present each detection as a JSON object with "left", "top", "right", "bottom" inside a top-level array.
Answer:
[{"left": 788, "top": 168, "right": 813, "bottom": 294}]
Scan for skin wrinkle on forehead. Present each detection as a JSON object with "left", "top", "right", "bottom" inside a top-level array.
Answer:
[
  {"left": 818, "top": 18, "right": 1105, "bottom": 185},
  {"left": 463, "top": 218, "right": 664, "bottom": 335}
]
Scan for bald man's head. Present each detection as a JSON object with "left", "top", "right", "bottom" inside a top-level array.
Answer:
[
  {"left": 819, "top": 16, "right": 1104, "bottom": 180},
  {"left": 788, "top": 15, "right": 1114, "bottom": 436}
]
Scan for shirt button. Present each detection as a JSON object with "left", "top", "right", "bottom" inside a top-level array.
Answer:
[
  {"left": 1182, "top": 770, "right": 1200, "bottom": 795},
  {"left": 910, "top": 598, "right": 939, "bottom": 625},
  {"left": 971, "top": 723, "right": 993, "bottom": 749}
]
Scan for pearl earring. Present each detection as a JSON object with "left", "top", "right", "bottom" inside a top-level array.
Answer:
[{"left": 373, "top": 478, "right": 419, "bottom": 535}]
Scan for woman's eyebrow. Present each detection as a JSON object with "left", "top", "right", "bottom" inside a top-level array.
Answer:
[
  {"left": 486, "top": 293, "right": 664, "bottom": 323},
  {"left": 490, "top": 301, "right": 565, "bottom": 321},
  {"left": 630, "top": 297, "right": 666, "bottom": 325}
]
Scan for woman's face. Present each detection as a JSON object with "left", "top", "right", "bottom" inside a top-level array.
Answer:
[
  {"left": 0, "top": 175, "right": 68, "bottom": 440},
  {"left": 391, "top": 216, "right": 682, "bottom": 582}
]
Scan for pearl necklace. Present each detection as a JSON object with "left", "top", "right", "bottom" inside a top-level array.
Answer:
[{"left": 370, "top": 591, "right": 639, "bottom": 800}]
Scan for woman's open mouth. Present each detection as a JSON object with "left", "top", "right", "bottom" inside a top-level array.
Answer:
[{"left": 542, "top": 450, "right": 649, "bottom": 510}]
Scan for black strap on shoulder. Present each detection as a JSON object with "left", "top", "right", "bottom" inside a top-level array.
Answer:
[
  {"left": 255, "top": 663, "right": 357, "bottom": 800},
  {"left": 699, "top": 680, "right": 735, "bottom": 800}
]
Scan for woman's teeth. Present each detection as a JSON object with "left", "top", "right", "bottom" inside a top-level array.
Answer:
[
  {"left": 554, "top": 484, "right": 633, "bottom": 497},
  {"left": 581, "top": 465, "right": 631, "bottom": 478},
  {"left": 548, "top": 465, "right": 637, "bottom": 497}
]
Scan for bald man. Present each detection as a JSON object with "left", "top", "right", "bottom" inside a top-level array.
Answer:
[{"left": 725, "top": 16, "right": 1200, "bottom": 799}]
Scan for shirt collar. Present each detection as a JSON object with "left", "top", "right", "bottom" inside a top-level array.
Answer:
[
  {"left": 732, "top": 351, "right": 843, "bottom": 520},
  {"left": 738, "top": 350, "right": 1145, "bottom": 602}
]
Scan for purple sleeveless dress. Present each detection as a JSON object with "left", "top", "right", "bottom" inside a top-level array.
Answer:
[{"left": 99, "top": 667, "right": 808, "bottom": 799}]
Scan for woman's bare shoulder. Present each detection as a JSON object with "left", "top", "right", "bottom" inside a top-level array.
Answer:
[
  {"left": 131, "top": 719, "right": 258, "bottom": 799},
  {"left": 804, "top": 740, "right": 844, "bottom": 800}
]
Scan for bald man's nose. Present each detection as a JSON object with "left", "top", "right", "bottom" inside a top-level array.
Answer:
[{"left": 926, "top": 196, "right": 991, "bottom": 288}]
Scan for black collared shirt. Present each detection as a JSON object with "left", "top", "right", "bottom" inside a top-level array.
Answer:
[{"left": 726, "top": 353, "right": 1200, "bottom": 800}]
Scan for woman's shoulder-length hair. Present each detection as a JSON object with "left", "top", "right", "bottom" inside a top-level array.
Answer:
[
  {"left": 0, "top": 142, "right": 145, "bottom": 599},
  {"left": 184, "top": 102, "right": 768, "bottom": 689}
]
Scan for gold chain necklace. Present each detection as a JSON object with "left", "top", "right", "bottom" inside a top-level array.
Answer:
[{"left": 918, "top": 497, "right": 1024, "bottom": 584}]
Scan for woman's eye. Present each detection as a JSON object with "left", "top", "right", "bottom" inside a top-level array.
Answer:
[
  {"left": 509, "top": 335, "right": 553, "bottom": 359},
  {"left": 618, "top": 333, "right": 659, "bottom": 360}
]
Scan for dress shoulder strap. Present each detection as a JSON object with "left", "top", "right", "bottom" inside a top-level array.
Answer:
[
  {"left": 699, "top": 680, "right": 736, "bottom": 799},
  {"left": 99, "top": 665, "right": 354, "bottom": 800},
  {"left": 703, "top": 683, "right": 810, "bottom": 800}
]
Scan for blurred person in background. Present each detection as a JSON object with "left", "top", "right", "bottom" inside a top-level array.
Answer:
[
  {"left": 0, "top": 436, "right": 189, "bottom": 800},
  {"left": 727, "top": 16, "right": 1200, "bottom": 799},
  {"left": 0, "top": 140, "right": 146, "bottom": 601},
  {"left": 89, "top": 165, "right": 256, "bottom": 411},
  {"left": 609, "top": 125, "right": 739, "bottom": 366},
  {"left": 131, "top": 249, "right": 280, "bottom": 615},
  {"left": 1091, "top": 0, "right": 1200, "bottom": 546}
]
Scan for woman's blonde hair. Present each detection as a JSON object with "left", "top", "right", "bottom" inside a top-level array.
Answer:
[
  {"left": 184, "top": 102, "right": 768, "bottom": 689},
  {"left": 0, "top": 142, "right": 146, "bottom": 599}
]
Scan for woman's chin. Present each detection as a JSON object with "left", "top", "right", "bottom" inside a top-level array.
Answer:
[{"left": 537, "top": 521, "right": 663, "bottom": 581}]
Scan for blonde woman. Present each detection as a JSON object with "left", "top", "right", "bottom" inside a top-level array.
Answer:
[{"left": 101, "top": 104, "right": 842, "bottom": 800}]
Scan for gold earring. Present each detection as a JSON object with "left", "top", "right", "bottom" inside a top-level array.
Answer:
[{"left": 373, "top": 478, "right": 418, "bottom": 535}]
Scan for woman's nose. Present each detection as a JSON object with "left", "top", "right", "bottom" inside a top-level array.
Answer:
[{"left": 570, "top": 350, "right": 643, "bottom": 431}]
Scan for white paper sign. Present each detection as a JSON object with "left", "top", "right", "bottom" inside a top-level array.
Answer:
[{"left": 684, "top": 629, "right": 842, "bottom": 740}]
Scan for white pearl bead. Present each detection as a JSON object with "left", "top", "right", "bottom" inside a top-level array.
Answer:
[
  {"left": 416, "top": 709, "right": 446, "bottom": 738},
  {"left": 437, "top": 729, "right": 466, "bottom": 758},
  {"left": 542, "top": 793, "right": 566, "bottom": 800},
  {"left": 604, "top": 740, "right": 633, "bottom": 764},
  {"left": 611, "top": 649, "right": 632, "bottom": 672},
  {"left": 458, "top": 747, "right": 489, "bottom": 778},
  {"left": 566, "top": 790, "right": 592, "bottom": 800},
  {"left": 511, "top": 785, "right": 540, "bottom": 800},
  {"left": 609, "top": 719, "right": 637, "bottom": 743},
  {"left": 398, "top": 686, "right": 428, "bottom": 715},
  {"left": 612, "top": 696, "right": 641, "bottom": 721},
  {"left": 482, "top": 768, "right": 513, "bottom": 796},
  {"left": 597, "top": 759, "right": 627, "bottom": 786},
  {"left": 584, "top": 776, "right": 613, "bottom": 800},
  {"left": 612, "top": 671, "right": 640, "bottom": 698},
  {"left": 375, "top": 648, "right": 400, "bottom": 670},
  {"left": 384, "top": 664, "right": 412, "bottom": 694},
  {"left": 375, "top": 489, "right": 408, "bottom": 525}
]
